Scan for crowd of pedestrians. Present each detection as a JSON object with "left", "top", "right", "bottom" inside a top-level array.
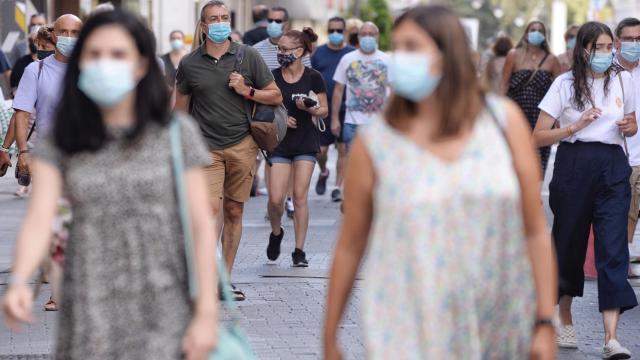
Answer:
[{"left": 0, "top": 1, "right": 639, "bottom": 359}]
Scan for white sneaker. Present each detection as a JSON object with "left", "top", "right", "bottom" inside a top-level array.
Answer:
[
  {"left": 556, "top": 325, "right": 578, "bottom": 349},
  {"left": 602, "top": 339, "right": 631, "bottom": 359}
]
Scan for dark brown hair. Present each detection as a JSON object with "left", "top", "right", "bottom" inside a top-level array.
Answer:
[
  {"left": 36, "top": 26, "right": 55, "bottom": 46},
  {"left": 385, "top": 5, "right": 485, "bottom": 138},
  {"left": 283, "top": 27, "right": 318, "bottom": 56},
  {"left": 493, "top": 36, "right": 513, "bottom": 57}
]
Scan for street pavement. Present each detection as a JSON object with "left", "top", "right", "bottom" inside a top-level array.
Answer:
[{"left": 0, "top": 148, "right": 639, "bottom": 359}]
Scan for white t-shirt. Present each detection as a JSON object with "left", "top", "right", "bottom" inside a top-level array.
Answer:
[
  {"left": 539, "top": 71, "right": 635, "bottom": 148},
  {"left": 333, "top": 49, "right": 391, "bottom": 125},
  {"left": 617, "top": 59, "right": 640, "bottom": 166}
]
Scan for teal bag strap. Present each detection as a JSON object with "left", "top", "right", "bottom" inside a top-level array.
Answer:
[{"left": 169, "top": 119, "right": 240, "bottom": 312}]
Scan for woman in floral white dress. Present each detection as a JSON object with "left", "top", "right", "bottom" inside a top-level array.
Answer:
[{"left": 324, "top": 5, "right": 558, "bottom": 360}]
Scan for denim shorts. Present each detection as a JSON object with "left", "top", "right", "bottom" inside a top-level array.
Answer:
[
  {"left": 342, "top": 123, "right": 359, "bottom": 149},
  {"left": 270, "top": 153, "right": 317, "bottom": 164}
]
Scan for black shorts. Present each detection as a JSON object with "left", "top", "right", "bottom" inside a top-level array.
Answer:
[{"left": 319, "top": 110, "right": 345, "bottom": 146}]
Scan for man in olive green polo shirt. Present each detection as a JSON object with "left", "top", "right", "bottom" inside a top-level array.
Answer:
[{"left": 175, "top": 0, "right": 282, "bottom": 300}]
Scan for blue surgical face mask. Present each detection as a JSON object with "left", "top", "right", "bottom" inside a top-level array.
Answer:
[
  {"left": 56, "top": 36, "right": 77, "bottom": 57},
  {"left": 620, "top": 42, "right": 640, "bottom": 62},
  {"left": 78, "top": 59, "right": 137, "bottom": 107},
  {"left": 267, "top": 21, "right": 283, "bottom": 39},
  {"left": 359, "top": 36, "right": 377, "bottom": 53},
  {"left": 170, "top": 39, "right": 184, "bottom": 51},
  {"left": 567, "top": 37, "right": 576, "bottom": 50},
  {"left": 589, "top": 51, "right": 613, "bottom": 73},
  {"left": 527, "top": 31, "right": 545, "bottom": 46},
  {"left": 390, "top": 52, "right": 441, "bottom": 102},
  {"left": 328, "top": 32, "right": 344, "bottom": 46},
  {"left": 207, "top": 22, "right": 231, "bottom": 43}
]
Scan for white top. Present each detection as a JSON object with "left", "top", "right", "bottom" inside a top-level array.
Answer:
[
  {"left": 616, "top": 57, "right": 640, "bottom": 166},
  {"left": 333, "top": 49, "right": 391, "bottom": 125},
  {"left": 539, "top": 71, "right": 635, "bottom": 147}
]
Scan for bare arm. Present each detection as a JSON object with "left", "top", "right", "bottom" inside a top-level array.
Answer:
[
  {"left": 185, "top": 167, "right": 218, "bottom": 313},
  {"left": 500, "top": 50, "right": 517, "bottom": 95},
  {"left": 550, "top": 55, "right": 563, "bottom": 78},
  {"left": 2, "top": 112, "right": 16, "bottom": 148},
  {"left": 503, "top": 101, "right": 557, "bottom": 357},
  {"left": 323, "top": 137, "right": 373, "bottom": 357},
  {"left": 533, "top": 106, "right": 603, "bottom": 147},
  {"left": 252, "top": 81, "right": 282, "bottom": 106},
  {"left": 174, "top": 91, "right": 191, "bottom": 113},
  {"left": 11, "top": 160, "right": 63, "bottom": 281},
  {"left": 14, "top": 110, "right": 30, "bottom": 152}
]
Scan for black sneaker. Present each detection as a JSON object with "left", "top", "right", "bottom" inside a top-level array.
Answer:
[
  {"left": 292, "top": 248, "right": 309, "bottom": 267},
  {"left": 267, "top": 228, "right": 284, "bottom": 261},
  {"left": 286, "top": 197, "right": 294, "bottom": 219},
  {"left": 331, "top": 188, "right": 342, "bottom": 202},
  {"left": 315, "top": 170, "right": 330, "bottom": 195}
]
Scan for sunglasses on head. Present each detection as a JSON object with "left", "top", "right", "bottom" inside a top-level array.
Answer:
[
  {"left": 328, "top": 29, "right": 344, "bottom": 34},
  {"left": 268, "top": 18, "right": 284, "bottom": 24}
]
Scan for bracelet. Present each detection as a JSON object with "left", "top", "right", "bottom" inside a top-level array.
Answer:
[
  {"left": 8, "top": 273, "right": 30, "bottom": 286},
  {"left": 19, "top": 149, "right": 30, "bottom": 155},
  {"left": 0, "top": 146, "right": 9, "bottom": 153},
  {"left": 566, "top": 125, "right": 574, "bottom": 137},
  {"left": 244, "top": 87, "right": 255, "bottom": 100},
  {"left": 534, "top": 319, "right": 554, "bottom": 329}
]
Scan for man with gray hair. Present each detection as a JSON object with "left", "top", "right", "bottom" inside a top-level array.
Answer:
[
  {"left": 329, "top": 21, "right": 390, "bottom": 201},
  {"left": 175, "top": 0, "right": 282, "bottom": 300}
]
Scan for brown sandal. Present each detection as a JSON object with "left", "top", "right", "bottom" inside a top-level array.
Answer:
[{"left": 44, "top": 298, "right": 58, "bottom": 311}]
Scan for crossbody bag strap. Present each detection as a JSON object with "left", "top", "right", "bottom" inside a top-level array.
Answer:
[
  {"left": 169, "top": 119, "right": 242, "bottom": 319},
  {"left": 27, "top": 60, "right": 45, "bottom": 141},
  {"left": 618, "top": 72, "right": 629, "bottom": 158},
  {"left": 522, "top": 52, "right": 549, "bottom": 89}
]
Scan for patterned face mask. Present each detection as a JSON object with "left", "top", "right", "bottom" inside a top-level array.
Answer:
[{"left": 277, "top": 52, "right": 297, "bottom": 68}]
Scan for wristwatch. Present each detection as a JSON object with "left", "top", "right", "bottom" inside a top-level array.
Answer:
[
  {"left": 0, "top": 146, "right": 9, "bottom": 153},
  {"left": 18, "top": 149, "right": 30, "bottom": 156}
]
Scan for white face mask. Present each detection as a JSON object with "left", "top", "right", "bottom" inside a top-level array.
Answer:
[{"left": 78, "top": 59, "right": 138, "bottom": 107}]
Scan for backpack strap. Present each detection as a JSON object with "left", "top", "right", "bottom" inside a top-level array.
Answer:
[{"left": 233, "top": 45, "right": 273, "bottom": 166}]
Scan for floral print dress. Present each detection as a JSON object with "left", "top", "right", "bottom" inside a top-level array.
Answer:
[{"left": 358, "top": 102, "right": 536, "bottom": 359}]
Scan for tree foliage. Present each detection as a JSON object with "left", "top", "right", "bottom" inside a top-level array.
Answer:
[{"left": 344, "top": 0, "right": 393, "bottom": 51}]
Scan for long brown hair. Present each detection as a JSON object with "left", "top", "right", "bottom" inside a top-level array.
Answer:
[{"left": 385, "top": 5, "right": 485, "bottom": 138}]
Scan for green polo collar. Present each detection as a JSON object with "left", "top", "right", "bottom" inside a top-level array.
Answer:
[{"left": 199, "top": 38, "right": 238, "bottom": 58}]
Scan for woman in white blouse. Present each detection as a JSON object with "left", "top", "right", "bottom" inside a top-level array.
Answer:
[{"left": 533, "top": 21, "right": 638, "bottom": 359}]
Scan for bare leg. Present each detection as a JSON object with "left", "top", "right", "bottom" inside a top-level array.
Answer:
[
  {"left": 603, "top": 308, "right": 621, "bottom": 343},
  {"left": 559, "top": 295, "right": 574, "bottom": 325},
  {"left": 292, "top": 161, "right": 315, "bottom": 250},
  {"left": 268, "top": 163, "right": 292, "bottom": 235},
  {"left": 335, "top": 142, "right": 347, "bottom": 188},
  {"left": 221, "top": 198, "right": 245, "bottom": 274},
  {"left": 317, "top": 145, "right": 329, "bottom": 174}
]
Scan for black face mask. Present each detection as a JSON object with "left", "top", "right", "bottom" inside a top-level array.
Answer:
[
  {"left": 37, "top": 50, "right": 55, "bottom": 60},
  {"left": 349, "top": 33, "right": 359, "bottom": 47},
  {"left": 29, "top": 41, "right": 38, "bottom": 54}
]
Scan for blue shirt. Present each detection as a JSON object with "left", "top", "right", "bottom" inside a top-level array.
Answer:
[
  {"left": 0, "top": 51, "right": 11, "bottom": 73},
  {"left": 311, "top": 44, "right": 354, "bottom": 117}
]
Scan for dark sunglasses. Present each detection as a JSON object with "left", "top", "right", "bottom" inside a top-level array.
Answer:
[
  {"left": 328, "top": 29, "right": 344, "bottom": 34},
  {"left": 268, "top": 18, "right": 284, "bottom": 24}
]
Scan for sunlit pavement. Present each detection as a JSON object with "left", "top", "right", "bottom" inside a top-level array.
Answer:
[{"left": 0, "top": 148, "right": 638, "bottom": 359}]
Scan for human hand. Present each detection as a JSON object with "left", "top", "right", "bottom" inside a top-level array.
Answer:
[
  {"left": 182, "top": 310, "right": 218, "bottom": 360},
  {"left": 616, "top": 114, "right": 636, "bottom": 136},
  {"left": 529, "top": 326, "right": 556, "bottom": 360},
  {"left": 0, "top": 151, "right": 12, "bottom": 177},
  {"left": 228, "top": 72, "right": 249, "bottom": 96},
  {"left": 331, "top": 118, "right": 341, "bottom": 137},
  {"left": 2, "top": 283, "right": 34, "bottom": 332},
  {"left": 17, "top": 154, "right": 30, "bottom": 175},
  {"left": 576, "top": 107, "right": 602, "bottom": 130},
  {"left": 287, "top": 116, "right": 297, "bottom": 128}
]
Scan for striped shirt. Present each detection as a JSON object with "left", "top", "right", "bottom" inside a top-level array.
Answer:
[{"left": 253, "top": 38, "right": 312, "bottom": 71}]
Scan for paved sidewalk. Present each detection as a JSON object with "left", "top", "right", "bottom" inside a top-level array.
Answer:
[{"left": 1, "top": 149, "right": 639, "bottom": 359}]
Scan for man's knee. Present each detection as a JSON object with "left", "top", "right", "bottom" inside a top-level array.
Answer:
[{"left": 224, "top": 199, "right": 244, "bottom": 222}]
